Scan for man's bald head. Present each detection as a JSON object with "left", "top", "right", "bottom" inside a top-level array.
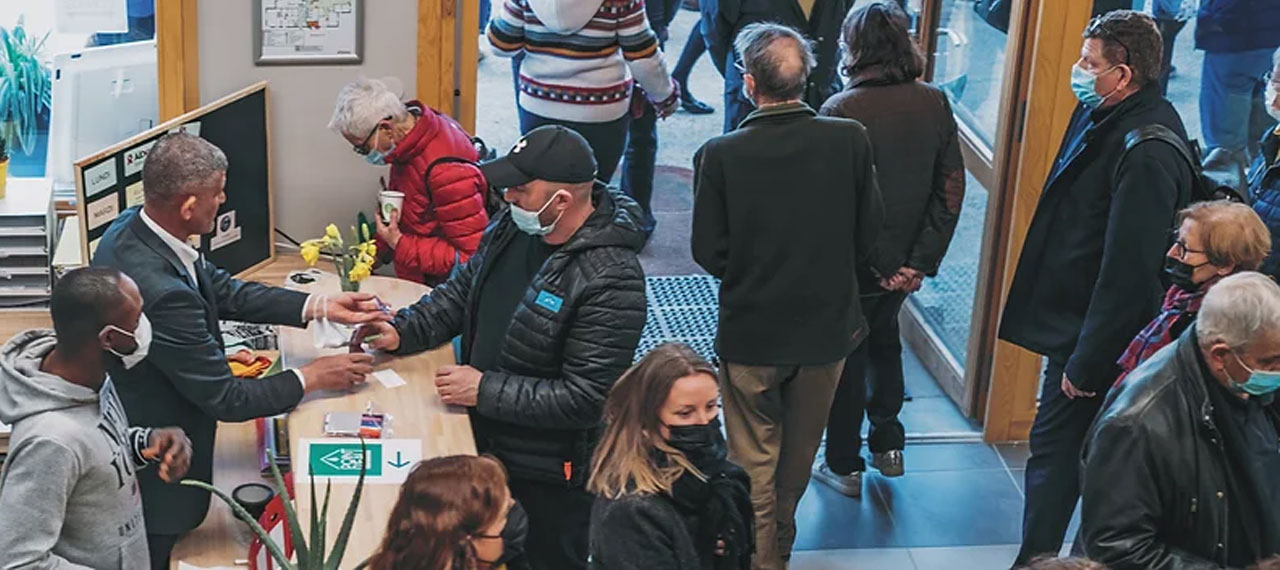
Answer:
[{"left": 734, "top": 23, "right": 815, "bottom": 105}]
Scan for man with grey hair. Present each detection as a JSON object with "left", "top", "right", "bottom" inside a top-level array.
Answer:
[
  {"left": 92, "top": 132, "right": 388, "bottom": 569},
  {"left": 692, "top": 21, "right": 889, "bottom": 570},
  {"left": 1081, "top": 271, "right": 1280, "bottom": 568},
  {"left": 328, "top": 77, "right": 489, "bottom": 285}
]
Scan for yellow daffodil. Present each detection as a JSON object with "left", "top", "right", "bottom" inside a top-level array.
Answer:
[
  {"left": 325, "top": 224, "right": 341, "bottom": 239},
  {"left": 300, "top": 243, "right": 320, "bottom": 266},
  {"left": 348, "top": 261, "right": 372, "bottom": 282}
]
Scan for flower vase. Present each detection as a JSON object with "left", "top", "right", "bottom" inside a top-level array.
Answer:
[{"left": 336, "top": 256, "right": 360, "bottom": 292}]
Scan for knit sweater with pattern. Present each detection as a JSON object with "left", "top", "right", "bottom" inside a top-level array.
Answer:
[{"left": 488, "top": 0, "right": 678, "bottom": 123}]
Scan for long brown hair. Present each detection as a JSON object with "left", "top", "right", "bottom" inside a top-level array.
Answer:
[
  {"left": 588, "top": 343, "right": 718, "bottom": 499},
  {"left": 840, "top": 1, "right": 925, "bottom": 83},
  {"left": 366, "top": 455, "right": 509, "bottom": 570}
]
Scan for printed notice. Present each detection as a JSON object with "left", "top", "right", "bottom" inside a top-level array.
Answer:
[
  {"left": 83, "top": 160, "right": 118, "bottom": 198},
  {"left": 296, "top": 438, "right": 422, "bottom": 484},
  {"left": 125, "top": 181, "right": 145, "bottom": 208},
  {"left": 210, "top": 210, "right": 242, "bottom": 251},
  {"left": 123, "top": 141, "right": 155, "bottom": 177},
  {"left": 86, "top": 196, "right": 119, "bottom": 231}
]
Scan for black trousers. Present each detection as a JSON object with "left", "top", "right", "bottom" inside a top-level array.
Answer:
[
  {"left": 824, "top": 291, "right": 909, "bottom": 474},
  {"left": 508, "top": 478, "right": 594, "bottom": 570},
  {"left": 1014, "top": 358, "right": 1108, "bottom": 565},
  {"left": 147, "top": 532, "right": 179, "bottom": 570}
]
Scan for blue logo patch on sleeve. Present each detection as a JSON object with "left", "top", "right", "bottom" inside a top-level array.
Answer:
[{"left": 535, "top": 290, "right": 564, "bottom": 313}]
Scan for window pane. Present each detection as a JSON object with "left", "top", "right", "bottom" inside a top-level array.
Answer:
[
  {"left": 931, "top": 0, "right": 1011, "bottom": 149},
  {"left": 909, "top": 170, "right": 989, "bottom": 368},
  {"left": 1, "top": 0, "right": 155, "bottom": 179}
]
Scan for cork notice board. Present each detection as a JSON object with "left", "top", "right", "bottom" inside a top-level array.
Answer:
[{"left": 74, "top": 81, "right": 275, "bottom": 276}]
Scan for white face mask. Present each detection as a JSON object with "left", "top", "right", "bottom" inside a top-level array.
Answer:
[
  {"left": 310, "top": 294, "right": 355, "bottom": 349},
  {"left": 1267, "top": 80, "right": 1280, "bottom": 122},
  {"left": 105, "top": 313, "right": 152, "bottom": 370},
  {"left": 510, "top": 190, "right": 567, "bottom": 236}
]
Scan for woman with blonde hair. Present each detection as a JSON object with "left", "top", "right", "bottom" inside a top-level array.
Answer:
[
  {"left": 1116, "top": 200, "right": 1272, "bottom": 385},
  {"left": 588, "top": 343, "right": 753, "bottom": 569},
  {"left": 366, "top": 455, "right": 523, "bottom": 570}
]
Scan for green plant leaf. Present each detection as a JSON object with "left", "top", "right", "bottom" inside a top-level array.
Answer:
[
  {"left": 325, "top": 440, "right": 368, "bottom": 570},
  {"left": 309, "top": 471, "right": 320, "bottom": 569},
  {"left": 318, "top": 479, "right": 332, "bottom": 566},
  {"left": 180, "top": 479, "right": 295, "bottom": 570},
  {"left": 269, "top": 457, "right": 310, "bottom": 567}
]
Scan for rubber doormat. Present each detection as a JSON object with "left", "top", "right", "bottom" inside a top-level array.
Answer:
[{"left": 636, "top": 275, "right": 720, "bottom": 364}]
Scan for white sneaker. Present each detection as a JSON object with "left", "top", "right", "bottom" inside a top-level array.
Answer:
[
  {"left": 812, "top": 463, "right": 862, "bottom": 498},
  {"left": 478, "top": 35, "right": 491, "bottom": 61}
]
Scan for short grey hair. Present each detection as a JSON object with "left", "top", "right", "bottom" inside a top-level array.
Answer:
[
  {"left": 1198, "top": 272, "right": 1280, "bottom": 351},
  {"left": 328, "top": 77, "right": 410, "bottom": 138},
  {"left": 734, "top": 22, "right": 815, "bottom": 102},
  {"left": 141, "top": 133, "right": 228, "bottom": 203}
]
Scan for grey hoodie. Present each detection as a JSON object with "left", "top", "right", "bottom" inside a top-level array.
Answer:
[{"left": 0, "top": 330, "right": 152, "bottom": 570}]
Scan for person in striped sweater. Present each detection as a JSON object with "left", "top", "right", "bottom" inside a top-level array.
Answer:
[{"left": 488, "top": 0, "right": 681, "bottom": 184}]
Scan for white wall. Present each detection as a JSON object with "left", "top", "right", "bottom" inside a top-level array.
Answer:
[{"left": 198, "top": 0, "right": 418, "bottom": 240}]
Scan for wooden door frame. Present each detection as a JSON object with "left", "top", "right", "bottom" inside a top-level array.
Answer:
[
  {"left": 980, "top": 0, "right": 1094, "bottom": 442},
  {"left": 156, "top": 0, "right": 199, "bottom": 121}
]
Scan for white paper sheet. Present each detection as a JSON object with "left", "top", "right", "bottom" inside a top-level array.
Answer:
[
  {"left": 372, "top": 369, "right": 407, "bottom": 388},
  {"left": 56, "top": 0, "right": 128, "bottom": 34}
]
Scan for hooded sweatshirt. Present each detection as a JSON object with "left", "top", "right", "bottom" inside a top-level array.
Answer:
[
  {"left": 487, "top": 0, "right": 677, "bottom": 123},
  {"left": 0, "top": 330, "right": 153, "bottom": 570}
]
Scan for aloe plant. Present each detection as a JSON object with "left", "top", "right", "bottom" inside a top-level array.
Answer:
[
  {"left": 0, "top": 16, "right": 51, "bottom": 157},
  {"left": 181, "top": 442, "right": 367, "bottom": 570}
]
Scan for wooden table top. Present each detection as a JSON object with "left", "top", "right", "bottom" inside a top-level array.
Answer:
[{"left": 172, "top": 268, "right": 473, "bottom": 569}]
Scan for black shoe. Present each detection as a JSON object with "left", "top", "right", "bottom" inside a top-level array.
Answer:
[{"left": 681, "top": 96, "right": 715, "bottom": 115}]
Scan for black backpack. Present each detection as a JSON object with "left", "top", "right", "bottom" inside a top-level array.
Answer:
[
  {"left": 1114, "top": 124, "right": 1247, "bottom": 204},
  {"left": 425, "top": 136, "right": 508, "bottom": 218}
]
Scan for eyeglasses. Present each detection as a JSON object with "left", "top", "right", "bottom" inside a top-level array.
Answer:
[
  {"left": 1170, "top": 232, "right": 1205, "bottom": 261},
  {"left": 352, "top": 116, "right": 392, "bottom": 156},
  {"left": 1267, "top": 72, "right": 1279, "bottom": 87},
  {"left": 733, "top": 60, "right": 747, "bottom": 75}
]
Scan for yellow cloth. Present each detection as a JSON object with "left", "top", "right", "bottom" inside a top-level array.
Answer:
[{"left": 229, "top": 356, "right": 272, "bottom": 378}]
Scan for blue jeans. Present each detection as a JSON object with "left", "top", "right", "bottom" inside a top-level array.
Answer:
[
  {"left": 518, "top": 109, "right": 631, "bottom": 184},
  {"left": 1201, "top": 48, "right": 1274, "bottom": 154}
]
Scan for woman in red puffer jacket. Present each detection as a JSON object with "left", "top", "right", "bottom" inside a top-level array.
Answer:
[{"left": 330, "top": 78, "right": 489, "bottom": 285}]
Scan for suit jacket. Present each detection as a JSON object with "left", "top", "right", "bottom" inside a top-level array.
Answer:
[{"left": 92, "top": 207, "right": 310, "bottom": 535}]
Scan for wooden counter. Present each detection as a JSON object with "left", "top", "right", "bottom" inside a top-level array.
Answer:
[{"left": 172, "top": 268, "right": 474, "bottom": 568}]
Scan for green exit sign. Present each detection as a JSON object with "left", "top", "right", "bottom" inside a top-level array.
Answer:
[{"left": 309, "top": 442, "right": 383, "bottom": 477}]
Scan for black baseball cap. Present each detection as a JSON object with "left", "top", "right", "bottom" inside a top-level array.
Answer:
[{"left": 479, "top": 125, "right": 598, "bottom": 188}]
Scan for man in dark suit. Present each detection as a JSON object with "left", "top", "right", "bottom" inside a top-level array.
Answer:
[
  {"left": 691, "top": 23, "right": 888, "bottom": 570},
  {"left": 998, "top": 12, "right": 1195, "bottom": 564},
  {"left": 92, "top": 133, "right": 387, "bottom": 569},
  {"left": 705, "top": 0, "right": 847, "bottom": 132}
]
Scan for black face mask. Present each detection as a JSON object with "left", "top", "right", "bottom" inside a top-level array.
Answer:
[
  {"left": 1165, "top": 256, "right": 1210, "bottom": 292},
  {"left": 665, "top": 417, "right": 727, "bottom": 472},
  {"left": 490, "top": 498, "right": 528, "bottom": 566}
]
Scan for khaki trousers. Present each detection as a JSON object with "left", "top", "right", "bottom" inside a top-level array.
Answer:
[{"left": 720, "top": 360, "right": 845, "bottom": 570}]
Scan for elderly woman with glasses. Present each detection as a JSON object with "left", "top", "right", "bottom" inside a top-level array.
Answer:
[
  {"left": 328, "top": 77, "right": 490, "bottom": 286},
  {"left": 1114, "top": 201, "right": 1271, "bottom": 386}
]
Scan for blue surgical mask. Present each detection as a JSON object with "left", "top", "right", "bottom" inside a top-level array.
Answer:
[
  {"left": 510, "top": 190, "right": 566, "bottom": 236},
  {"left": 1070, "top": 64, "right": 1120, "bottom": 109},
  {"left": 1231, "top": 351, "right": 1280, "bottom": 396},
  {"left": 364, "top": 130, "right": 394, "bottom": 166}
]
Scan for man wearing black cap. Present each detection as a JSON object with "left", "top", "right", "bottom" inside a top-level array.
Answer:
[{"left": 357, "top": 125, "right": 648, "bottom": 570}]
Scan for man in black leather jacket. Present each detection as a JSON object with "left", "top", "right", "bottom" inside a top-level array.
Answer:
[
  {"left": 357, "top": 125, "right": 647, "bottom": 570},
  {"left": 1081, "top": 272, "right": 1280, "bottom": 569}
]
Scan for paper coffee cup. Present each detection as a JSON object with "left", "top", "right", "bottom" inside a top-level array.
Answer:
[{"left": 378, "top": 191, "right": 404, "bottom": 221}]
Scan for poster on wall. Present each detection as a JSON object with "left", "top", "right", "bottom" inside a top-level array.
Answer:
[{"left": 253, "top": 0, "right": 363, "bottom": 65}]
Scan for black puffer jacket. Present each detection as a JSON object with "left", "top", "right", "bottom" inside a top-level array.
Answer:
[
  {"left": 1081, "top": 327, "right": 1280, "bottom": 569},
  {"left": 392, "top": 185, "right": 647, "bottom": 486}
]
